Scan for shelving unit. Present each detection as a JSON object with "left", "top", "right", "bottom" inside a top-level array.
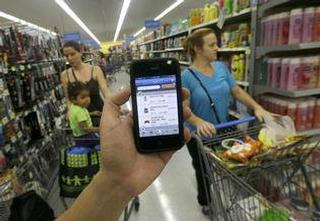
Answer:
[
  {"left": 255, "top": 86, "right": 320, "bottom": 98},
  {"left": 179, "top": 61, "right": 191, "bottom": 66},
  {"left": 258, "top": 0, "right": 293, "bottom": 18},
  {"left": 218, "top": 47, "right": 251, "bottom": 54},
  {"left": 189, "top": 8, "right": 252, "bottom": 31},
  {"left": 0, "top": 23, "right": 70, "bottom": 207},
  {"left": 136, "top": 6, "right": 255, "bottom": 92},
  {"left": 253, "top": 0, "right": 320, "bottom": 138},
  {"left": 256, "top": 42, "right": 320, "bottom": 58}
]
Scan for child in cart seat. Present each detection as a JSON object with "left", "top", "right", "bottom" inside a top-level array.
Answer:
[{"left": 67, "top": 81, "right": 100, "bottom": 148}]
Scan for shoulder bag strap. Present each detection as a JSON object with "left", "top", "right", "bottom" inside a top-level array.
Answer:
[{"left": 188, "top": 68, "right": 221, "bottom": 124}]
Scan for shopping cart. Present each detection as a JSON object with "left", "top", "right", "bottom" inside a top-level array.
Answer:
[
  {"left": 196, "top": 116, "right": 320, "bottom": 221},
  {"left": 58, "top": 129, "right": 140, "bottom": 221}
]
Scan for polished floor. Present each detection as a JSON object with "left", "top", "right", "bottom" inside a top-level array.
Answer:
[{"left": 49, "top": 70, "right": 210, "bottom": 221}]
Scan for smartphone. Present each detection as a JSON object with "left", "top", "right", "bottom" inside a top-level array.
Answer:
[{"left": 130, "top": 58, "right": 184, "bottom": 153}]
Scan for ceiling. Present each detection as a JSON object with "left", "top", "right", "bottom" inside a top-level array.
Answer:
[{"left": 0, "top": 0, "right": 211, "bottom": 42}]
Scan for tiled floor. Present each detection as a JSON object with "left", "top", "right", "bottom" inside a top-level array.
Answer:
[{"left": 49, "top": 70, "right": 210, "bottom": 221}]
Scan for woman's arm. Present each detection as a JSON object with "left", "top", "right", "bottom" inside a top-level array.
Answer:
[
  {"left": 60, "top": 71, "right": 72, "bottom": 108},
  {"left": 232, "top": 85, "right": 273, "bottom": 121},
  {"left": 95, "top": 66, "right": 109, "bottom": 99}
]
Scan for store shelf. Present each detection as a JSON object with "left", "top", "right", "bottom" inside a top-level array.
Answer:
[
  {"left": 138, "top": 30, "right": 189, "bottom": 46},
  {"left": 190, "top": 8, "right": 252, "bottom": 31},
  {"left": 161, "top": 30, "right": 189, "bottom": 40},
  {"left": 256, "top": 42, "right": 320, "bottom": 58},
  {"left": 179, "top": 61, "right": 190, "bottom": 66},
  {"left": 145, "top": 50, "right": 167, "bottom": 53},
  {"left": 258, "top": 0, "right": 292, "bottom": 18},
  {"left": 166, "top": 47, "right": 184, "bottom": 52},
  {"left": 237, "top": 81, "right": 250, "bottom": 87},
  {"left": 302, "top": 128, "right": 320, "bottom": 136},
  {"left": 255, "top": 85, "right": 320, "bottom": 97},
  {"left": 218, "top": 47, "right": 251, "bottom": 54}
]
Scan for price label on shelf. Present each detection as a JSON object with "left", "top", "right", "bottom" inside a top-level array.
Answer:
[
  {"left": 2, "top": 117, "right": 9, "bottom": 125},
  {"left": 4, "top": 144, "right": 11, "bottom": 152},
  {"left": 19, "top": 65, "right": 25, "bottom": 71},
  {"left": 11, "top": 136, "right": 17, "bottom": 143},
  {"left": 10, "top": 112, "right": 15, "bottom": 119},
  {"left": 217, "top": 8, "right": 226, "bottom": 29},
  {"left": 17, "top": 131, "right": 23, "bottom": 138}
]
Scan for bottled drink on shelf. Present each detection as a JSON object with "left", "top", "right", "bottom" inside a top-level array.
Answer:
[
  {"left": 288, "top": 8, "right": 303, "bottom": 44},
  {"left": 313, "top": 7, "right": 320, "bottom": 42},
  {"left": 302, "top": 7, "right": 315, "bottom": 43},
  {"left": 313, "top": 99, "right": 320, "bottom": 128}
]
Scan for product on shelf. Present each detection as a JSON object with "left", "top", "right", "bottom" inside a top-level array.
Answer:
[
  {"left": 267, "top": 56, "right": 320, "bottom": 91},
  {"left": 221, "top": 23, "right": 251, "bottom": 48},
  {"left": 259, "top": 95, "right": 320, "bottom": 131},
  {"left": 260, "top": 7, "right": 320, "bottom": 46},
  {"left": 289, "top": 8, "right": 303, "bottom": 44},
  {"left": 222, "top": 53, "right": 246, "bottom": 81}
]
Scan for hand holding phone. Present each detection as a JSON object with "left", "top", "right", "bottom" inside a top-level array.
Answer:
[{"left": 130, "top": 58, "right": 184, "bottom": 153}]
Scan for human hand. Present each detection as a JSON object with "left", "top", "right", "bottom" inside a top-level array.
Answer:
[
  {"left": 254, "top": 107, "right": 278, "bottom": 122},
  {"left": 195, "top": 120, "right": 216, "bottom": 138},
  {"left": 90, "top": 111, "right": 102, "bottom": 116},
  {"left": 99, "top": 87, "right": 191, "bottom": 197}
]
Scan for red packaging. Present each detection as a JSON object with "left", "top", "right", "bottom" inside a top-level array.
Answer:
[
  {"left": 313, "top": 7, "right": 320, "bottom": 42},
  {"left": 313, "top": 99, "right": 320, "bottom": 128},
  {"left": 279, "top": 100, "right": 288, "bottom": 116},
  {"left": 287, "top": 102, "right": 297, "bottom": 124},
  {"left": 307, "top": 99, "right": 316, "bottom": 129},
  {"left": 296, "top": 102, "right": 308, "bottom": 131},
  {"left": 279, "top": 12, "right": 290, "bottom": 45}
]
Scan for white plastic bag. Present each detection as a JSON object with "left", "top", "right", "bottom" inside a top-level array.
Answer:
[{"left": 261, "top": 115, "right": 296, "bottom": 146}]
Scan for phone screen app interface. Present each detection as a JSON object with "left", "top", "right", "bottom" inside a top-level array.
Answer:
[{"left": 135, "top": 75, "right": 179, "bottom": 138}]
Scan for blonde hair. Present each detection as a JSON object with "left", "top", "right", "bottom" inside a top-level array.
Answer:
[{"left": 183, "top": 28, "right": 215, "bottom": 61}]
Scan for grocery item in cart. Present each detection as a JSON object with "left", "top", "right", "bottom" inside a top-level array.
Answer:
[
  {"left": 223, "top": 135, "right": 262, "bottom": 163},
  {"left": 258, "top": 116, "right": 296, "bottom": 150}
]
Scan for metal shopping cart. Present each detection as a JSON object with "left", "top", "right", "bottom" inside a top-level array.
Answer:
[{"left": 195, "top": 116, "right": 320, "bottom": 221}]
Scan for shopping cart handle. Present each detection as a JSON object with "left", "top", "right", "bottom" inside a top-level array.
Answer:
[{"left": 215, "top": 116, "right": 256, "bottom": 130}]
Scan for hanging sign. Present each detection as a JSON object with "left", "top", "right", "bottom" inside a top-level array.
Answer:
[
  {"left": 144, "top": 20, "right": 161, "bottom": 29},
  {"left": 63, "top": 32, "right": 81, "bottom": 43}
]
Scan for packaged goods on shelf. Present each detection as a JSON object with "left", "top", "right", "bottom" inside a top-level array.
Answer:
[
  {"left": 258, "top": 95, "right": 320, "bottom": 131},
  {"left": 266, "top": 56, "right": 320, "bottom": 91},
  {"left": 221, "top": 23, "right": 251, "bottom": 48},
  {"left": 220, "top": 53, "right": 246, "bottom": 81},
  {"left": 260, "top": 7, "right": 320, "bottom": 46}
]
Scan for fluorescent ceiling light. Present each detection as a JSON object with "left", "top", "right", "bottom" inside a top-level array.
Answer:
[
  {"left": 114, "top": 0, "right": 132, "bottom": 42},
  {"left": 134, "top": 27, "right": 145, "bottom": 37},
  {"left": 154, "top": 0, "right": 184, "bottom": 21},
  {"left": 55, "top": 0, "right": 101, "bottom": 45},
  {"left": 0, "top": 11, "right": 57, "bottom": 36},
  {"left": 133, "top": 0, "right": 184, "bottom": 38}
]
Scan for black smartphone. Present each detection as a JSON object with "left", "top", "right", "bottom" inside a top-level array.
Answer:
[{"left": 130, "top": 58, "right": 184, "bottom": 153}]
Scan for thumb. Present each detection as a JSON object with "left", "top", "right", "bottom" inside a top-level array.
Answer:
[{"left": 101, "top": 86, "right": 131, "bottom": 131}]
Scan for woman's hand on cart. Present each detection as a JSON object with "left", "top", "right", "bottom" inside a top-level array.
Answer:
[
  {"left": 254, "top": 106, "right": 279, "bottom": 122},
  {"left": 195, "top": 119, "right": 216, "bottom": 138}
]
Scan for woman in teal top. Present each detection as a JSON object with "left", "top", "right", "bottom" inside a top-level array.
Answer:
[{"left": 182, "top": 28, "right": 272, "bottom": 215}]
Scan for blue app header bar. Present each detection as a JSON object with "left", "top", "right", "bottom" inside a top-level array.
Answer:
[{"left": 135, "top": 75, "right": 176, "bottom": 86}]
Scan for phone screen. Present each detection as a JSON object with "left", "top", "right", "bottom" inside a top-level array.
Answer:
[{"left": 135, "top": 75, "right": 179, "bottom": 138}]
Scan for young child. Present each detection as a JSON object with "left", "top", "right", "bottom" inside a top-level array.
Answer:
[{"left": 67, "top": 81, "right": 100, "bottom": 148}]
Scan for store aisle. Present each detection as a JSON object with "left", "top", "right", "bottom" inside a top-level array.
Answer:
[
  {"left": 109, "top": 71, "right": 209, "bottom": 221},
  {"left": 49, "top": 70, "right": 209, "bottom": 221}
]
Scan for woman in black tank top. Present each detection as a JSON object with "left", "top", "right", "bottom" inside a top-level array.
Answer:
[{"left": 60, "top": 41, "right": 109, "bottom": 126}]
